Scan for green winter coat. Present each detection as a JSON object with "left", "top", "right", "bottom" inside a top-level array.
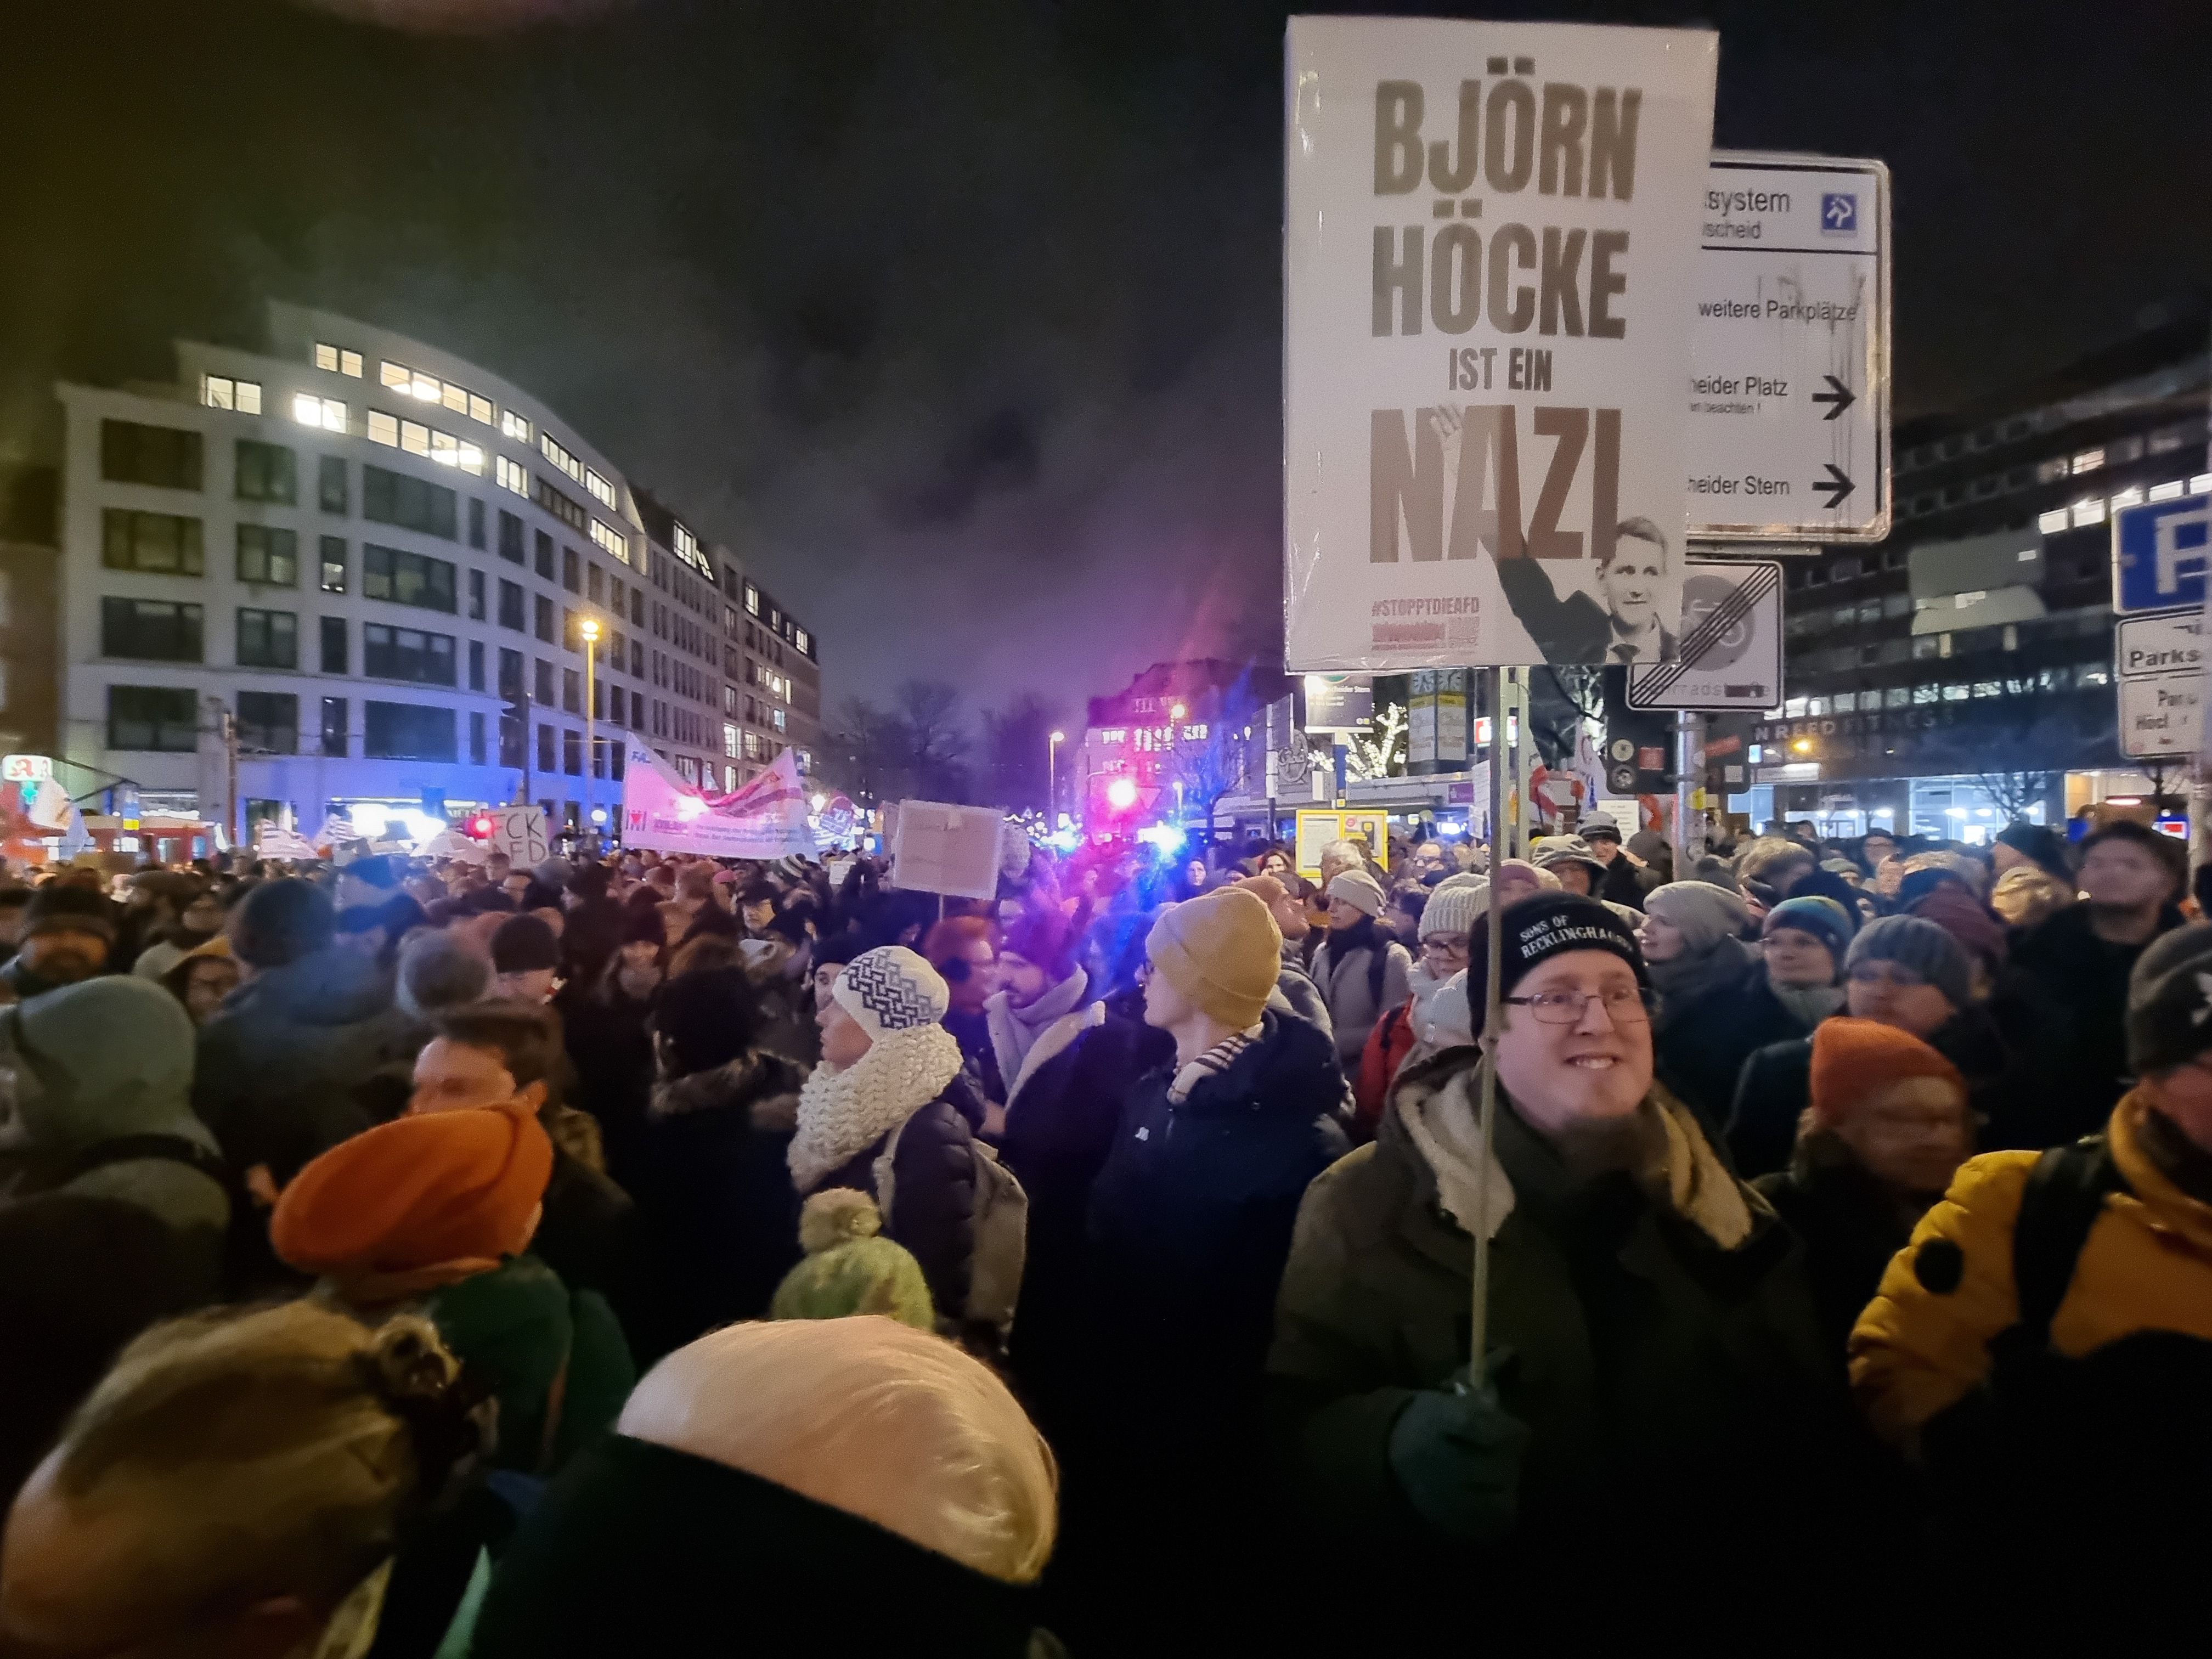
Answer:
[{"left": 1267, "top": 1048, "right": 1863, "bottom": 1621}]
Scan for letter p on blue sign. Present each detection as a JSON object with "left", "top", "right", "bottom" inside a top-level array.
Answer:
[{"left": 1821, "top": 193, "right": 1857, "bottom": 234}]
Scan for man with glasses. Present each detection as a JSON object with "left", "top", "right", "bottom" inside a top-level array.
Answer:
[
  {"left": 1729, "top": 916, "right": 1994, "bottom": 1176},
  {"left": 1269, "top": 894, "right": 1846, "bottom": 1634}
]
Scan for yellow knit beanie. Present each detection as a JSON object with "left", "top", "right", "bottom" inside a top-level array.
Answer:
[{"left": 1146, "top": 886, "right": 1281, "bottom": 1029}]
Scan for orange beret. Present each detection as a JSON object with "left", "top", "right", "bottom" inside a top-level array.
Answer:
[{"left": 273, "top": 1103, "right": 552, "bottom": 1286}]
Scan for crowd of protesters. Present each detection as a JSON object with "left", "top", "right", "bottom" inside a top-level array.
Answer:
[{"left": 0, "top": 803, "right": 2205, "bottom": 1650}]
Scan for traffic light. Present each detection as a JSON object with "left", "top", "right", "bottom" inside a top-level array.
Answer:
[
  {"left": 464, "top": 812, "right": 496, "bottom": 839},
  {"left": 1601, "top": 668, "right": 1675, "bottom": 795}
]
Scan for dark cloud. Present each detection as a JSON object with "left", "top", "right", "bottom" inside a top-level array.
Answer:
[{"left": 2, "top": 0, "right": 2207, "bottom": 716}]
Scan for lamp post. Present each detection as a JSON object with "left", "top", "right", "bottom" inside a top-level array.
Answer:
[
  {"left": 1048, "top": 730, "right": 1065, "bottom": 827},
  {"left": 579, "top": 616, "right": 600, "bottom": 847}
]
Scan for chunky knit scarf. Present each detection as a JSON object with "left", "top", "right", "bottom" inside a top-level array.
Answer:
[
  {"left": 788, "top": 1022, "right": 964, "bottom": 1193},
  {"left": 985, "top": 967, "right": 1090, "bottom": 1094}
]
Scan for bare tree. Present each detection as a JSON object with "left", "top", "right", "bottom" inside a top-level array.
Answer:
[
  {"left": 822, "top": 696, "right": 902, "bottom": 805},
  {"left": 895, "top": 679, "right": 972, "bottom": 803},
  {"left": 1163, "top": 723, "right": 1257, "bottom": 843},
  {"left": 980, "top": 692, "right": 1060, "bottom": 813}
]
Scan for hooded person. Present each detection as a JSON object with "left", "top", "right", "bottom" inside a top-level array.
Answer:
[
  {"left": 1311, "top": 869, "right": 1413, "bottom": 1068},
  {"left": 0, "top": 886, "right": 118, "bottom": 1005},
  {"left": 793, "top": 947, "right": 988, "bottom": 1324},
  {"left": 1071, "top": 885, "right": 1351, "bottom": 1651},
  {"left": 1637, "top": 880, "right": 1765, "bottom": 1135},
  {"left": 1356, "top": 879, "right": 1488, "bottom": 1134},
  {"left": 1268, "top": 894, "right": 1857, "bottom": 1640},
  {"left": 160, "top": 935, "right": 240, "bottom": 1030},
  {"left": 0, "top": 977, "right": 232, "bottom": 1302},
  {"left": 271, "top": 1098, "right": 634, "bottom": 1476},
  {"left": 192, "top": 877, "right": 416, "bottom": 1184},
  {"left": 1576, "top": 812, "right": 1652, "bottom": 912},
  {"left": 1528, "top": 836, "right": 1608, "bottom": 900},
  {"left": 1752, "top": 1019, "right": 1974, "bottom": 1362},
  {"left": 557, "top": 903, "right": 667, "bottom": 1188},
  {"left": 1850, "top": 922, "right": 2212, "bottom": 1584},
  {"left": 466, "top": 1318, "right": 1059, "bottom": 1658},
  {"left": 128, "top": 883, "right": 224, "bottom": 984},
  {"left": 623, "top": 967, "right": 809, "bottom": 1362}
]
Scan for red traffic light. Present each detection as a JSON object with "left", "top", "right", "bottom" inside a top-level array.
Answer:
[{"left": 465, "top": 813, "right": 496, "bottom": 839}]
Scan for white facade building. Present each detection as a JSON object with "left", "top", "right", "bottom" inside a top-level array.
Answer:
[{"left": 55, "top": 302, "right": 740, "bottom": 836}]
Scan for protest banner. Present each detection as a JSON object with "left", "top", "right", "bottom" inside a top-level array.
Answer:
[
  {"left": 1285, "top": 17, "right": 1718, "bottom": 670},
  {"left": 620, "top": 740, "right": 817, "bottom": 859}
]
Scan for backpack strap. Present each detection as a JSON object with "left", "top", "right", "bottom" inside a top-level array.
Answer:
[
  {"left": 870, "top": 1113, "right": 915, "bottom": 1231},
  {"left": 2011, "top": 1135, "right": 2129, "bottom": 1354},
  {"left": 59, "top": 1132, "right": 230, "bottom": 1193}
]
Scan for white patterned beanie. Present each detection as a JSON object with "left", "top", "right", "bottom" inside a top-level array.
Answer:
[{"left": 831, "top": 946, "right": 950, "bottom": 1040}]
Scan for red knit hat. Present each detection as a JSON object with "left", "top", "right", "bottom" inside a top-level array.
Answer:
[{"left": 1808, "top": 1018, "right": 1965, "bottom": 1127}]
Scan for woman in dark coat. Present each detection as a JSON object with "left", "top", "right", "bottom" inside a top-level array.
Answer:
[
  {"left": 790, "top": 947, "right": 983, "bottom": 1323},
  {"left": 623, "top": 968, "right": 809, "bottom": 1363},
  {"left": 1637, "top": 880, "right": 1763, "bottom": 1135}
]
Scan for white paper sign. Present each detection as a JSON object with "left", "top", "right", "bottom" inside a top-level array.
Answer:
[
  {"left": 483, "top": 805, "right": 550, "bottom": 866},
  {"left": 1286, "top": 17, "right": 1718, "bottom": 670},
  {"left": 890, "top": 800, "right": 1006, "bottom": 901}
]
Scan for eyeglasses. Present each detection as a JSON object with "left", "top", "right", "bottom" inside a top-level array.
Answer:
[
  {"left": 1847, "top": 964, "right": 1926, "bottom": 990},
  {"left": 1502, "top": 985, "right": 1657, "bottom": 1025}
]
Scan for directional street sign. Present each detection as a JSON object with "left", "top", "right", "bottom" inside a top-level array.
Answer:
[
  {"left": 2119, "top": 673, "right": 2203, "bottom": 761},
  {"left": 2112, "top": 494, "right": 2212, "bottom": 616},
  {"left": 2115, "top": 607, "right": 2204, "bottom": 680},
  {"left": 1627, "top": 560, "right": 1785, "bottom": 711},
  {"left": 1686, "top": 152, "right": 1890, "bottom": 544}
]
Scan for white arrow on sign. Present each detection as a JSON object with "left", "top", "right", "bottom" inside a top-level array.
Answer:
[{"left": 1686, "top": 151, "right": 1891, "bottom": 545}]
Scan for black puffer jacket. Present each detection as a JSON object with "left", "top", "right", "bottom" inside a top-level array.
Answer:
[
  {"left": 192, "top": 946, "right": 415, "bottom": 1180},
  {"left": 1655, "top": 960, "right": 1810, "bottom": 1139},
  {"left": 815, "top": 1070, "right": 986, "bottom": 1321},
  {"left": 623, "top": 1049, "right": 808, "bottom": 1362},
  {"left": 1086, "top": 1011, "right": 1351, "bottom": 1421}
]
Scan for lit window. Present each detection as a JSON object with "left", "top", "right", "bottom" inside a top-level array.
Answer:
[
  {"left": 539, "top": 433, "right": 584, "bottom": 484},
  {"left": 430, "top": 430, "right": 459, "bottom": 466},
  {"left": 292, "top": 393, "right": 345, "bottom": 433},
  {"left": 586, "top": 468, "right": 617, "bottom": 509},
  {"left": 1942, "top": 684, "right": 1970, "bottom": 702},
  {"left": 2070, "top": 448, "right": 2104, "bottom": 475},
  {"left": 400, "top": 420, "right": 431, "bottom": 457},
  {"left": 724, "top": 723, "right": 740, "bottom": 759},
  {"left": 1973, "top": 681, "right": 2002, "bottom": 698},
  {"left": 500, "top": 409, "right": 530, "bottom": 443},
  {"left": 744, "top": 583, "right": 759, "bottom": 617},
  {"left": 495, "top": 455, "right": 528, "bottom": 497},
  {"left": 468, "top": 393, "right": 493, "bottom": 425},
  {"left": 380, "top": 360, "right": 409, "bottom": 390},
  {"left": 591, "top": 520, "right": 630, "bottom": 563},
  {"left": 314, "top": 343, "right": 339, "bottom": 373},
  {"left": 794, "top": 628, "right": 809, "bottom": 654},
  {"left": 410, "top": 371, "right": 440, "bottom": 403},
  {"left": 441, "top": 382, "right": 467, "bottom": 415},
  {"left": 2037, "top": 509, "right": 2070, "bottom": 533},
  {"left": 2078, "top": 664, "right": 2111, "bottom": 687},
  {"left": 1783, "top": 697, "right": 1808, "bottom": 718},
  {"left": 201, "top": 374, "right": 262, "bottom": 414},
  {"left": 2192, "top": 474, "right": 2212, "bottom": 495},
  {"left": 2109, "top": 486, "right": 2144, "bottom": 511},
  {"left": 2070, "top": 499, "right": 2106, "bottom": 527},
  {"left": 341, "top": 349, "right": 362, "bottom": 378},
  {"left": 367, "top": 410, "right": 399, "bottom": 447},
  {"left": 2150, "top": 479, "right": 2186, "bottom": 503}
]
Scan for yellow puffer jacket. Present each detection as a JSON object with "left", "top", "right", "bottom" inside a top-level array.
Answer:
[{"left": 1849, "top": 1092, "right": 2212, "bottom": 1446}]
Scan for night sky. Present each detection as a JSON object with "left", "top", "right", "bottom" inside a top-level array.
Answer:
[{"left": 4, "top": 0, "right": 2205, "bottom": 719}]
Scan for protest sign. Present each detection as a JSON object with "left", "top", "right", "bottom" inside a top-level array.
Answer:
[
  {"left": 620, "top": 741, "right": 817, "bottom": 859},
  {"left": 890, "top": 800, "right": 1006, "bottom": 900},
  {"left": 1285, "top": 17, "right": 1718, "bottom": 670},
  {"left": 482, "top": 806, "right": 550, "bottom": 866}
]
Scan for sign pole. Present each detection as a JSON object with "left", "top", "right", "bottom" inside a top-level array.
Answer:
[
  {"left": 1675, "top": 710, "right": 1703, "bottom": 867},
  {"left": 1470, "top": 663, "right": 1508, "bottom": 1386}
]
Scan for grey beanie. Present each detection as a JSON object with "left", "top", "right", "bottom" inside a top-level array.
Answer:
[
  {"left": 1844, "top": 916, "right": 1971, "bottom": 1014},
  {"left": 2126, "top": 923, "right": 2212, "bottom": 1076},
  {"left": 1643, "top": 881, "right": 1752, "bottom": 957},
  {"left": 1690, "top": 854, "right": 1741, "bottom": 894},
  {"left": 1419, "top": 880, "right": 1489, "bottom": 940},
  {"left": 396, "top": 930, "right": 493, "bottom": 1023}
]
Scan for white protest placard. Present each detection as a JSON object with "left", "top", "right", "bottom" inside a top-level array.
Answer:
[
  {"left": 483, "top": 805, "right": 550, "bottom": 866},
  {"left": 890, "top": 800, "right": 1005, "bottom": 901},
  {"left": 1686, "top": 153, "right": 1890, "bottom": 541},
  {"left": 1285, "top": 18, "right": 1719, "bottom": 670}
]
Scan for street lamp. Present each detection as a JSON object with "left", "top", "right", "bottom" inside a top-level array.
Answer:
[
  {"left": 579, "top": 616, "right": 600, "bottom": 844},
  {"left": 1048, "top": 730, "right": 1065, "bottom": 826}
]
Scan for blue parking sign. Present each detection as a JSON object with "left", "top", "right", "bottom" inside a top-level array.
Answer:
[
  {"left": 2114, "top": 495, "right": 2212, "bottom": 614},
  {"left": 1820, "top": 192, "right": 1857, "bottom": 233}
]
